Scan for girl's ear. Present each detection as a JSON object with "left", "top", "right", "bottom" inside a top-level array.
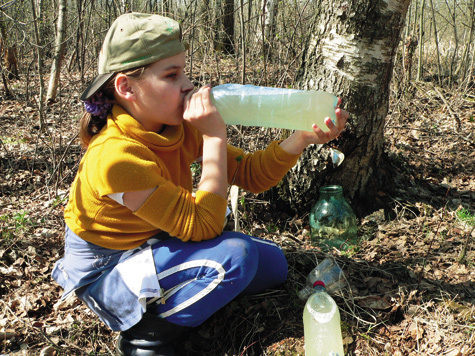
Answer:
[{"left": 115, "top": 74, "right": 135, "bottom": 102}]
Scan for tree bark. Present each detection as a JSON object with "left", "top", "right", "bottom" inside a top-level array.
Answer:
[
  {"left": 429, "top": 0, "right": 442, "bottom": 84},
  {"left": 275, "top": 0, "right": 411, "bottom": 216},
  {"left": 46, "top": 0, "right": 67, "bottom": 103},
  {"left": 261, "top": 0, "right": 278, "bottom": 59},
  {"left": 222, "top": 0, "right": 235, "bottom": 54},
  {"left": 0, "top": 18, "right": 12, "bottom": 97},
  {"left": 455, "top": 0, "right": 475, "bottom": 80},
  {"left": 30, "top": 0, "right": 46, "bottom": 131},
  {"left": 417, "top": 0, "right": 426, "bottom": 81}
]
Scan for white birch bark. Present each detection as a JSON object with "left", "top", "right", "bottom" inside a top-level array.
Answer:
[
  {"left": 278, "top": 0, "right": 412, "bottom": 215},
  {"left": 46, "top": 0, "right": 67, "bottom": 103}
]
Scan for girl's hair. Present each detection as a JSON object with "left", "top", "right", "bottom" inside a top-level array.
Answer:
[{"left": 79, "top": 66, "right": 147, "bottom": 148}]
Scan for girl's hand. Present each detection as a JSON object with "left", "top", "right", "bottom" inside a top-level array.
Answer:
[
  {"left": 183, "top": 85, "right": 226, "bottom": 138},
  {"left": 279, "top": 98, "right": 349, "bottom": 155}
]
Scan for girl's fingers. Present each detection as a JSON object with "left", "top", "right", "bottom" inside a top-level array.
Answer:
[
  {"left": 200, "top": 86, "right": 213, "bottom": 108},
  {"left": 325, "top": 118, "right": 340, "bottom": 138},
  {"left": 312, "top": 124, "right": 327, "bottom": 142},
  {"left": 184, "top": 89, "right": 198, "bottom": 113},
  {"left": 187, "top": 86, "right": 211, "bottom": 116}
]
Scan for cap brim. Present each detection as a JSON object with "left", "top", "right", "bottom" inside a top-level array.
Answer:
[{"left": 80, "top": 73, "right": 115, "bottom": 101}]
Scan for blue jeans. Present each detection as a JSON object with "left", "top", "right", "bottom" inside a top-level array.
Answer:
[
  {"left": 53, "top": 228, "right": 288, "bottom": 331},
  {"left": 148, "top": 231, "right": 288, "bottom": 327}
]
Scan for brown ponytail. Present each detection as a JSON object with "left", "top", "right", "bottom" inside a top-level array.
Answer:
[
  {"left": 79, "top": 78, "right": 116, "bottom": 148},
  {"left": 79, "top": 66, "right": 147, "bottom": 148}
]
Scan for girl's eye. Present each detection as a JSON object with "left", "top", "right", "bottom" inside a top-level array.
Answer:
[{"left": 167, "top": 72, "right": 177, "bottom": 79}]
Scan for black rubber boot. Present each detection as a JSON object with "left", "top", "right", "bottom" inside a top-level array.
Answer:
[{"left": 116, "top": 313, "right": 189, "bottom": 356}]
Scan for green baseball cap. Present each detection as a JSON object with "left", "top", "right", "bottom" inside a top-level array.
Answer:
[{"left": 80, "top": 12, "right": 188, "bottom": 101}]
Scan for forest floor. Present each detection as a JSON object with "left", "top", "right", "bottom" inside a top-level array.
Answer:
[{"left": 0, "top": 74, "right": 475, "bottom": 356}]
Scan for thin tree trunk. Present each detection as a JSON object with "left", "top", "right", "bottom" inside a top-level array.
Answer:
[
  {"left": 466, "top": 42, "right": 475, "bottom": 91},
  {"left": 455, "top": 0, "right": 475, "bottom": 80},
  {"left": 30, "top": 0, "right": 46, "bottom": 131},
  {"left": 239, "top": 0, "right": 246, "bottom": 84},
  {"left": 75, "top": 0, "right": 84, "bottom": 74},
  {"left": 429, "top": 0, "right": 442, "bottom": 84},
  {"left": 260, "top": 0, "right": 268, "bottom": 85},
  {"left": 417, "top": 0, "right": 426, "bottom": 81},
  {"left": 189, "top": 0, "right": 197, "bottom": 80},
  {"left": 261, "top": 0, "right": 277, "bottom": 60},
  {"left": 445, "top": 0, "right": 458, "bottom": 87},
  {"left": 222, "top": 0, "right": 235, "bottom": 54},
  {"left": 162, "top": 0, "right": 170, "bottom": 14},
  {"left": 0, "top": 19, "right": 12, "bottom": 97},
  {"left": 200, "top": 0, "right": 210, "bottom": 47},
  {"left": 46, "top": 0, "right": 67, "bottom": 103}
]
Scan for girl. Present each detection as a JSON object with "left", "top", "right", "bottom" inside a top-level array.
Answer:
[{"left": 52, "top": 12, "right": 349, "bottom": 356}]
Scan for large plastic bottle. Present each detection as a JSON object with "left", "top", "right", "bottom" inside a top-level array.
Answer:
[
  {"left": 303, "top": 281, "right": 345, "bottom": 356},
  {"left": 210, "top": 84, "right": 338, "bottom": 132}
]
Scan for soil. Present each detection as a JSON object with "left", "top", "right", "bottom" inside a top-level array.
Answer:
[{"left": 1, "top": 76, "right": 474, "bottom": 356}]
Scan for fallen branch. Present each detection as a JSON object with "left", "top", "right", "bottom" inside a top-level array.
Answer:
[{"left": 431, "top": 85, "right": 462, "bottom": 132}]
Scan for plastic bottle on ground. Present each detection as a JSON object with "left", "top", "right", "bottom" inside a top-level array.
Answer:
[
  {"left": 303, "top": 281, "right": 345, "bottom": 356},
  {"left": 298, "top": 258, "right": 346, "bottom": 301}
]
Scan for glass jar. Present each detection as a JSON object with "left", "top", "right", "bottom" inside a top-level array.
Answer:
[{"left": 309, "top": 185, "right": 357, "bottom": 250}]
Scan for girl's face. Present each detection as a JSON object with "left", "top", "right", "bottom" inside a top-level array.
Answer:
[{"left": 124, "top": 52, "right": 194, "bottom": 132}]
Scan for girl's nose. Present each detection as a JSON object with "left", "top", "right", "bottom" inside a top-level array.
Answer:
[{"left": 182, "top": 77, "right": 194, "bottom": 93}]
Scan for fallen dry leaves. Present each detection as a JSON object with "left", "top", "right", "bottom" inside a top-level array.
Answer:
[{"left": 1, "top": 77, "right": 475, "bottom": 355}]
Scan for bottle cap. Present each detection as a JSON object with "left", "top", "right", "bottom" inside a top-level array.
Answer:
[{"left": 313, "top": 281, "right": 325, "bottom": 288}]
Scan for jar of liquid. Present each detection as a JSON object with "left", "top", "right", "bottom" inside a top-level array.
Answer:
[{"left": 309, "top": 185, "right": 357, "bottom": 250}]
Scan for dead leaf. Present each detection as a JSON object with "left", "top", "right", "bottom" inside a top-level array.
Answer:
[
  {"left": 444, "top": 348, "right": 461, "bottom": 356},
  {"left": 0, "top": 265, "right": 19, "bottom": 275},
  {"left": 40, "top": 345, "right": 56, "bottom": 356},
  {"left": 53, "top": 294, "right": 79, "bottom": 311},
  {"left": 357, "top": 296, "right": 393, "bottom": 310},
  {"left": 407, "top": 321, "right": 424, "bottom": 340}
]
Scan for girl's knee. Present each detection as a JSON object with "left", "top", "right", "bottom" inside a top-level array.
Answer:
[{"left": 217, "top": 232, "right": 259, "bottom": 273}]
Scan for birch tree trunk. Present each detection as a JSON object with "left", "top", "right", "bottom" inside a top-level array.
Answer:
[
  {"left": 261, "top": 0, "right": 278, "bottom": 58},
  {"left": 30, "top": 0, "right": 46, "bottom": 131},
  {"left": 46, "top": 0, "right": 67, "bottom": 103},
  {"left": 276, "top": 0, "right": 411, "bottom": 216}
]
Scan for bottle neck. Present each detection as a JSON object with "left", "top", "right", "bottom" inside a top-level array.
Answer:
[
  {"left": 313, "top": 280, "right": 326, "bottom": 292},
  {"left": 319, "top": 185, "right": 343, "bottom": 198}
]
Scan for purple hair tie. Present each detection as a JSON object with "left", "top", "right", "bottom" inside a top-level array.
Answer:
[{"left": 82, "top": 92, "right": 113, "bottom": 119}]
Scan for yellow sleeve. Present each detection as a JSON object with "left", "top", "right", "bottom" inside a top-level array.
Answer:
[
  {"left": 227, "top": 141, "right": 301, "bottom": 193},
  {"left": 134, "top": 180, "right": 228, "bottom": 242}
]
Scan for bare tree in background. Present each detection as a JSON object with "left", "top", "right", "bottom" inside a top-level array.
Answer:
[
  {"left": 428, "top": 0, "right": 442, "bottom": 84},
  {"left": 417, "top": 0, "right": 426, "bottom": 81},
  {"left": 46, "top": 0, "right": 67, "bottom": 103},
  {"left": 260, "top": 0, "right": 278, "bottom": 59},
  {"left": 455, "top": 0, "right": 475, "bottom": 82},
  {"left": 217, "top": 0, "right": 235, "bottom": 53},
  {"left": 29, "top": 0, "right": 46, "bottom": 130}
]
